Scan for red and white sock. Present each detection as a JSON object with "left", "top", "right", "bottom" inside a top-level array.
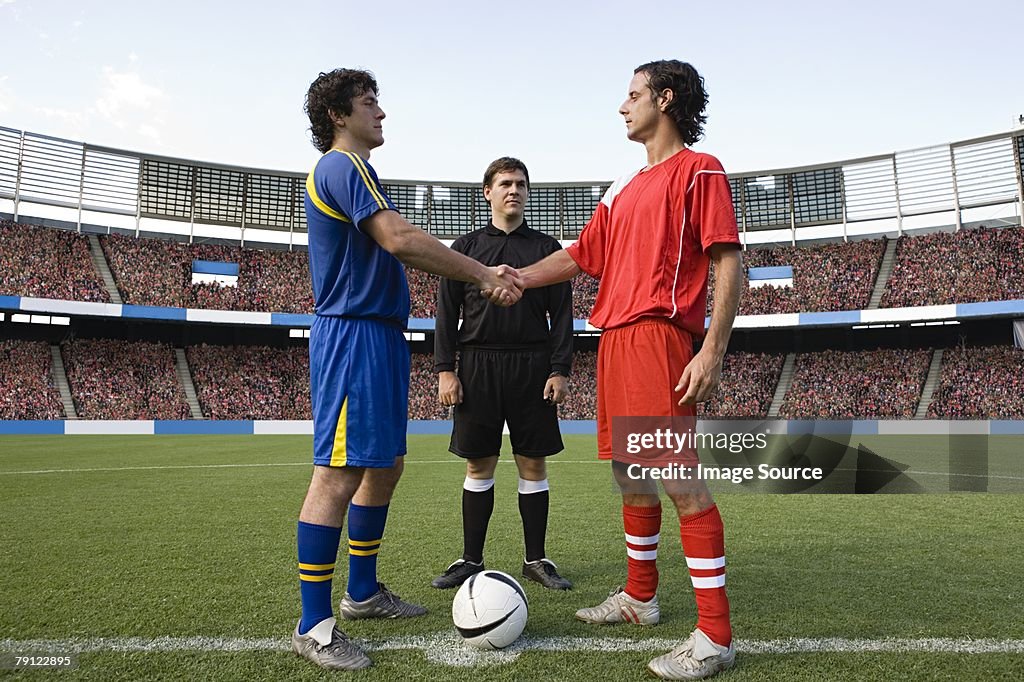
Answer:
[
  {"left": 679, "top": 504, "right": 731, "bottom": 647},
  {"left": 623, "top": 503, "right": 661, "bottom": 602}
]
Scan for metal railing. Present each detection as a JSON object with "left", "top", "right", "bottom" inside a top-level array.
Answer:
[{"left": 2, "top": 125, "right": 1022, "bottom": 243}]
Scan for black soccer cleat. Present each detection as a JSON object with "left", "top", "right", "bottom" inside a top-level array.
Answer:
[
  {"left": 431, "top": 559, "right": 484, "bottom": 589},
  {"left": 522, "top": 558, "right": 572, "bottom": 590}
]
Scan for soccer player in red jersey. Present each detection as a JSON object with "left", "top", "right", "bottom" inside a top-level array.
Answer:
[{"left": 513, "top": 60, "right": 744, "bottom": 680}]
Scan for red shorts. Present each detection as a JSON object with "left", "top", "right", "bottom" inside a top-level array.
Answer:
[{"left": 597, "top": 318, "right": 697, "bottom": 463}]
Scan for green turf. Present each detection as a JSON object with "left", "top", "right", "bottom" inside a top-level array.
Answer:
[{"left": 1, "top": 435, "right": 1022, "bottom": 680}]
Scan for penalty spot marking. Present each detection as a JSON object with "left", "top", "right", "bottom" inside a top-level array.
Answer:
[{"left": 3, "top": 634, "right": 1023, "bottom": 667}]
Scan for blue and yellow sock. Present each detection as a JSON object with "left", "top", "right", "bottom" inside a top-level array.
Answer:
[
  {"left": 297, "top": 520, "right": 341, "bottom": 634},
  {"left": 346, "top": 503, "right": 389, "bottom": 602}
]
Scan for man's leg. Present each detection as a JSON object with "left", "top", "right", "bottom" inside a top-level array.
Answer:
[
  {"left": 646, "top": 478, "right": 735, "bottom": 680},
  {"left": 575, "top": 462, "right": 661, "bottom": 624},
  {"left": 463, "top": 455, "right": 499, "bottom": 563},
  {"left": 345, "top": 458, "right": 404, "bottom": 601},
  {"left": 338, "top": 457, "right": 427, "bottom": 618},
  {"left": 292, "top": 465, "right": 372, "bottom": 671},
  {"left": 516, "top": 455, "right": 573, "bottom": 590},
  {"left": 297, "top": 465, "right": 364, "bottom": 633},
  {"left": 663, "top": 479, "right": 731, "bottom": 647}
]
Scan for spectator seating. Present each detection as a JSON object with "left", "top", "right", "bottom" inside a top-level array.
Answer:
[
  {"left": 708, "top": 239, "right": 885, "bottom": 316},
  {"left": 0, "top": 220, "right": 109, "bottom": 302},
  {"left": 927, "top": 345, "right": 1024, "bottom": 419},
  {"left": 882, "top": 225, "right": 1024, "bottom": 308},
  {"left": 61, "top": 339, "right": 190, "bottom": 419},
  {"left": 779, "top": 348, "right": 931, "bottom": 419},
  {"left": 186, "top": 344, "right": 312, "bottom": 420},
  {"left": 100, "top": 234, "right": 313, "bottom": 313},
  {"left": 0, "top": 339, "right": 64, "bottom": 419},
  {"left": 699, "top": 352, "right": 785, "bottom": 419}
]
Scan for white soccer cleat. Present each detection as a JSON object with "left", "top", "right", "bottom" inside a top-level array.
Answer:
[
  {"left": 573, "top": 586, "right": 660, "bottom": 625},
  {"left": 647, "top": 627, "right": 736, "bottom": 680}
]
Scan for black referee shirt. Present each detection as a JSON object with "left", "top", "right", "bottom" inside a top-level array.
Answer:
[{"left": 434, "top": 220, "right": 573, "bottom": 375}]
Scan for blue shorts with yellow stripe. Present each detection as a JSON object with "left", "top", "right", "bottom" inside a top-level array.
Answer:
[{"left": 310, "top": 315, "right": 409, "bottom": 468}]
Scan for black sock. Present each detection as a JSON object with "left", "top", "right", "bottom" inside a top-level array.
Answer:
[
  {"left": 462, "top": 477, "right": 494, "bottom": 563},
  {"left": 518, "top": 478, "right": 550, "bottom": 563}
]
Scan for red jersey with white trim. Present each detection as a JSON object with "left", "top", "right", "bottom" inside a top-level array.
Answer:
[{"left": 566, "top": 148, "right": 740, "bottom": 335}]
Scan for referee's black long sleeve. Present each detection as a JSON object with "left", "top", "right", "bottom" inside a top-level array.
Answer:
[{"left": 433, "top": 221, "right": 573, "bottom": 375}]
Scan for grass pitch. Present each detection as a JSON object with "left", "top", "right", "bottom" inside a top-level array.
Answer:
[{"left": 1, "top": 434, "right": 1022, "bottom": 680}]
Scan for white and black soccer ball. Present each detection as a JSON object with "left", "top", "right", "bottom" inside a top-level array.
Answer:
[{"left": 451, "top": 570, "right": 528, "bottom": 650}]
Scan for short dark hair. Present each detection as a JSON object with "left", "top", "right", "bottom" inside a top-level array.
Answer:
[
  {"left": 483, "top": 157, "right": 530, "bottom": 188},
  {"left": 634, "top": 60, "right": 708, "bottom": 146},
  {"left": 304, "top": 69, "right": 378, "bottom": 154}
]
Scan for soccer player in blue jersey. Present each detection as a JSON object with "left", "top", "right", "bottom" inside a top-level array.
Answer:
[{"left": 291, "top": 68, "right": 523, "bottom": 671}]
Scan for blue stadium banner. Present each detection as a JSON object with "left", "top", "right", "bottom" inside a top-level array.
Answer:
[
  {"left": 747, "top": 266, "right": 793, "bottom": 280},
  {"left": 191, "top": 260, "right": 239, "bottom": 276}
]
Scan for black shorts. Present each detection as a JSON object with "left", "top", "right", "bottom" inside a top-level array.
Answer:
[{"left": 450, "top": 348, "right": 563, "bottom": 459}]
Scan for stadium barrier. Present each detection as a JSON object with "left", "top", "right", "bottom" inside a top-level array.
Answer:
[
  {"left": 2, "top": 420, "right": 1023, "bottom": 436},
  {"left": 3, "top": 294, "right": 1024, "bottom": 331}
]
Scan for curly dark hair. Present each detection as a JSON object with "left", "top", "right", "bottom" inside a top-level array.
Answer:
[
  {"left": 482, "top": 157, "right": 530, "bottom": 188},
  {"left": 304, "top": 69, "right": 378, "bottom": 154},
  {"left": 634, "top": 60, "right": 708, "bottom": 146}
]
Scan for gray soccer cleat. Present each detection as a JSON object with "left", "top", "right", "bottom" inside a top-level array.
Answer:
[
  {"left": 574, "top": 586, "right": 660, "bottom": 625},
  {"left": 291, "top": 617, "right": 371, "bottom": 671},
  {"left": 338, "top": 582, "right": 427, "bottom": 619},
  {"left": 522, "top": 558, "right": 573, "bottom": 590},
  {"left": 647, "top": 627, "right": 736, "bottom": 680}
]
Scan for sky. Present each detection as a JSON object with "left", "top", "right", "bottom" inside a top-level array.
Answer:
[{"left": 1, "top": 0, "right": 1022, "bottom": 182}]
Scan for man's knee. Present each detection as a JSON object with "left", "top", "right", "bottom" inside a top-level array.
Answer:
[
  {"left": 466, "top": 456, "right": 499, "bottom": 480},
  {"left": 514, "top": 455, "right": 546, "bottom": 481},
  {"left": 663, "top": 478, "right": 714, "bottom": 516}
]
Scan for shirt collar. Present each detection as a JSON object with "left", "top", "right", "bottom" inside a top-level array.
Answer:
[{"left": 484, "top": 219, "right": 530, "bottom": 237}]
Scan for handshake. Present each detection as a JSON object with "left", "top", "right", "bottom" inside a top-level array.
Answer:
[{"left": 480, "top": 264, "right": 525, "bottom": 307}]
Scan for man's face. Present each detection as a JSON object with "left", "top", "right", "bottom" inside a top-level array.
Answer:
[
  {"left": 339, "top": 90, "right": 385, "bottom": 150},
  {"left": 484, "top": 170, "right": 528, "bottom": 221},
  {"left": 619, "top": 71, "right": 663, "bottom": 143}
]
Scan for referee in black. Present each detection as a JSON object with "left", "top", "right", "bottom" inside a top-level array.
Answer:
[{"left": 432, "top": 157, "right": 573, "bottom": 591}]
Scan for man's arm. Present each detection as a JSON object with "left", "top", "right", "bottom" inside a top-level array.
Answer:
[
  {"left": 363, "top": 209, "right": 522, "bottom": 304},
  {"left": 542, "top": 272, "right": 573, "bottom": 405},
  {"left": 676, "top": 244, "right": 743, "bottom": 405},
  {"left": 435, "top": 247, "right": 465, "bottom": 407},
  {"left": 518, "top": 250, "right": 581, "bottom": 290}
]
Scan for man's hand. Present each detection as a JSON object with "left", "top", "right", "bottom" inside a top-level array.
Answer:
[
  {"left": 543, "top": 375, "right": 569, "bottom": 405},
  {"left": 480, "top": 264, "right": 523, "bottom": 306},
  {"left": 675, "top": 348, "right": 724, "bottom": 405},
  {"left": 438, "top": 371, "right": 463, "bottom": 407}
]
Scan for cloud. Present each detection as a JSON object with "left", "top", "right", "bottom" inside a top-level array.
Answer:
[
  {"left": 0, "top": 75, "right": 12, "bottom": 113},
  {"left": 94, "top": 67, "right": 165, "bottom": 124}
]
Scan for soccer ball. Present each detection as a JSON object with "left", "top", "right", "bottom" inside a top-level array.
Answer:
[{"left": 452, "top": 570, "right": 528, "bottom": 650}]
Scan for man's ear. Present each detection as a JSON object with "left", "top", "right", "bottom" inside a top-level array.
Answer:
[
  {"left": 328, "top": 109, "right": 345, "bottom": 127},
  {"left": 659, "top": 88, "right": 674, "bottom": 112},
  {"left": 483, "top": 184, "right": 493, "bottom": 205}
]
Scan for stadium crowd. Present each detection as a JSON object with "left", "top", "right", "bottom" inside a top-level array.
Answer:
[
  {"left": 698, "top": 352, "right": 784, "bottom": 419},
  {"left": 881, "top": 225, "right": 1024, "bottom": 308},
  {"left": 779, "top": 348, "right": 931, "bottom": 419},
  {"left": 61, "top": 338, "right": 190, "bottom": 419},
  {"left": 927, "top": 345, "right": 1024, "bottom": 419},
  {"left": 708, "top": 239, "right": 885, "bottom": 316},
  {"left": 0, "top": 221, "right": 109, "bottom": 302},
  {"left": 186, "top": 343, "right": 312, "bottom": 420},
  {"left": 100, "top": 234, "right": 314, "bottom": 313},
  {"left": 0, "top": 339, "right": 64, "bottom": 419}
]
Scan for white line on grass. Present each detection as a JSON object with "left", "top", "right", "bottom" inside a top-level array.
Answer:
[
  {"left": 0, "top": 460, "right": 607, "bottom": 476},
  {"left": 3, "top": 634, "right": 1022, "bottom": 667}
]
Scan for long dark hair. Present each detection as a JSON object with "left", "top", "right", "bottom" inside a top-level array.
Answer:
[{"left": 634, "top": 60, "right": 708, "bottom": 146}]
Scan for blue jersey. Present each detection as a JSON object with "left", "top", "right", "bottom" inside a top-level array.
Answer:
[{"left": 305, "top": 150, "right": 410, "bottom": 323}]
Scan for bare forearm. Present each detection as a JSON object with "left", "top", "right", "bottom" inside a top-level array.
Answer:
[
  {"left": 520, "top": 250, "right": 581, "bottom": 289},
  {"left": 704, "top": 248, "right": 743, "bottom": 357},
  {"left": 395, "top": 230, "right": 489, "bottom": 286}
]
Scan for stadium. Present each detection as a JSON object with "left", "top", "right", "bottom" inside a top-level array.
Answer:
[{"left": 2, "top": 119, "right": 1023, "bottom": 680}]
